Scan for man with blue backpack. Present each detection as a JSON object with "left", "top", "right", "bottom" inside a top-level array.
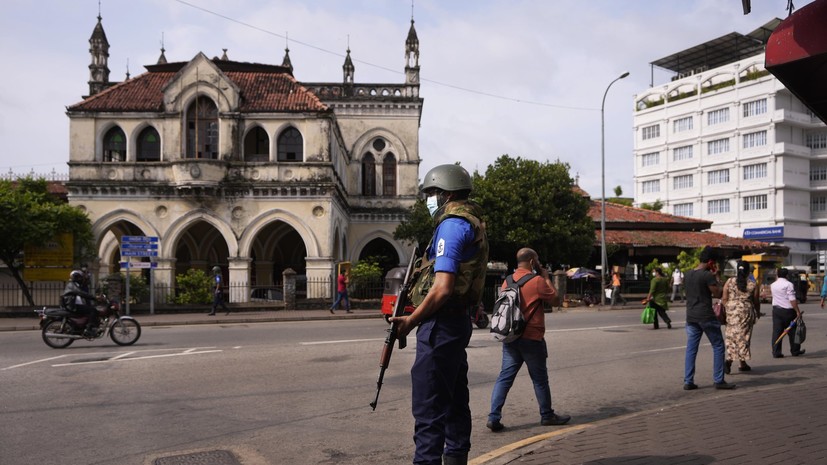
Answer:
[{"left": 487, "top": 247, "right": 571, "bottom": 432}]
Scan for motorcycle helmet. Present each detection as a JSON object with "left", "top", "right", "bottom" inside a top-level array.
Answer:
[
  {"left": 70, "top": 270, "right": 84, "bottom": 284},
  {"left": 212, "top": 266, "right": 221, "bottom": 275}
]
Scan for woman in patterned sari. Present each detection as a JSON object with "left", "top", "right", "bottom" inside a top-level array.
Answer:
[{"left": 721, "top": 260, "right": 761, "bottom": 373}]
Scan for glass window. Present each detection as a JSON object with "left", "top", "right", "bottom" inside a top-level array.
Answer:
[
  {"left": 708, "top": 199, "right": 730, "bottom": 214},
  {"left": 382, "top": 153, "right": 396, "bottom": 196},
  {"left": 244, "top": 126, "right": 269, "bottom": 162},
  {"left": 673, "top": 174, "right": 693, "bottom": 190},
  {"left": 186, "top": 96, "right": 219, "bottom": 159},
  {"left": 674, "top": 203, "right": 693, "bottom": 217},
  {"left": 708, "top": 169, "right": 730, "bottom": 185},
  {"left": 707, "top": 108, "right": 729, "bottom": 125},
  {"left": 642, "top": 180, "right": 660, "bottom": 193},
  {"left": 806, "top": 132, "right": 827, "bottom": 149},
  {"left": 641, "top": 152, "right": 659, "bottom": 167},
  {"left": 642, "top": 124, "right": 660, "bottom": 140},
  {"left": 136, "top": 126, "right": 161, "bottom": 162},
  {"left": 811, "top": 165, "right": 827, "bottom": 181},
  {"left": 103, "top": 126, "right": 126, "bottom": 162},
  {"left": 362, "top": 153, "right": 376, "bottom": 195},
  {"left": 812, "top": 196, "right": 827, "bottom": 212},
  {"left": 743, "top": 163, "right": 768, "bottom": 180},
  {"left": 277, "top": 127, "right": 303, "bottom": 162},
  {"left": 743, "top": 194, "right": 768, "bottom": 211},
  {"left": 672, "top": 146, "right": 693, "bottom": 161},
  {"left": 708, "top": 138, "right": 730, "bottom": 155},
  {"left": 742, "top": 130, "right": 767, "bottom": 149},
  {"left": 673, "top": 116, "right": 693, "bottom": 133},
  {"left": 743, "top": 98, "right": 767, "bottom": 117}
]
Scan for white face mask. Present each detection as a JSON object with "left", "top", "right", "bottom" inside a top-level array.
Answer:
[{"left": 426, "top": 195, "right": 440, "bottom": 217}]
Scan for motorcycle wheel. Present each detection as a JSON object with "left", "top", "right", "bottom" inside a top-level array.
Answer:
[
  {"left": 475, "top": 312, "right": 489, "bottom": 329},
  {"left": 110, "top": 318, "right": 141, "bottom": 346},
  {"left": 42, "top": 320, "right": 75, "bottom": 349}
]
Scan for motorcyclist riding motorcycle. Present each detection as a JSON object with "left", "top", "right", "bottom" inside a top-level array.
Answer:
[{"left": 62, "top": 270, "right": 99, "bottom": 337}]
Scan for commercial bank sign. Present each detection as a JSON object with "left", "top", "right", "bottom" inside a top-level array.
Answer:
[{"left": 743, "top": 226, "right": 784, "bottom": 240}]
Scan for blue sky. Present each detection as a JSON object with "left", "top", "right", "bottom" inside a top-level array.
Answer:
[{"left": 0, "top": 0, "right": 812, "bottom": 198}]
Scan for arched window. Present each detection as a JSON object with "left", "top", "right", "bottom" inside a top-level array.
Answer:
[
  {"left": 277, "top": 127, "right": 303, "bottom": 162},
  {"left": 362, "top": 153, "right": 376, "bottom": 196},
  {"left": 244, "top": 126, "right": 269, "bottom": 162},
  {"left": 186, "top": 96, "right": 218, "bottom": 159},
  {"left": 103, "top": 126, "right": 126, "bottom": 162},
  {"left": 383, "top": 153, "right": 396, "bottom": 196},
  {"left": 136, "top": 126, "right": 161, "bottom": 162}
]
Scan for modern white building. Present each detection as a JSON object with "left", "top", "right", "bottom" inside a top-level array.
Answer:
[{"left": 633, "top": 19, "right": 827, "bottom": 268}]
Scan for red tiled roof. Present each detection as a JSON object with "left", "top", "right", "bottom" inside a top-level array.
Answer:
[
  {"left": 600, "top": 230, "right": 770, "bottom": 250},
  {"left": 589, "top": 200, "right": 712, "bottom": 230},
  {"left": 67, "top": 59, "right": 327, "bottom": 113}
]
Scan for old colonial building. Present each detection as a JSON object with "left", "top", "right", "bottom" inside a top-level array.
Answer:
[{"left": 66, "top": 15, "right": 423, "bottom": 302}]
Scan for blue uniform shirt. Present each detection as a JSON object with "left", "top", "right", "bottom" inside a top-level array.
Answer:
[{"left": 429, "top": 217, "right": 478, "bottom": 274}]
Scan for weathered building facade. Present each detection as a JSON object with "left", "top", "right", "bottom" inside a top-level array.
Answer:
[{"left": 66, "top": 15, "right": 423, "bottom": 301}]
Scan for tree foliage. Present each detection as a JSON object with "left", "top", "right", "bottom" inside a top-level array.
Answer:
[
  {"left": 171, "top": 268, "right": 212, "bottom": 304},
  {"left": 393, "top": 198, "right": 433, "bottom": 249},
  {"left": 640, "top": 199, "right": 664, "bottom": 211},
  {"left": 0, "top": 177, "right": 94, "bottom": 305},
  {"left": 472, "top": 155, "right": 594, "bottom": 267}
]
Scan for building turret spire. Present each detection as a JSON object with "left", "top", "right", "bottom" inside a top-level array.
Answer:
[
  {"left": 87, "top": 12, "right": 110, "bottom": 97},
  {"left": 282, "top": 33, "right": 293, "bottom": 73},
  {"left": 157, "top": 33, "right": 167, "bottom": 64},
  {"left": 405, "top": 17, "right": 420, "bottom": 85},
  {"left": 343, "top": 44, "right": 355, "bottom": 84}
]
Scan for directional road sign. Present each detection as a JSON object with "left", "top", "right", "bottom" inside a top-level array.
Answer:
[{"left": 120, "top": 262, "right": 158, "bottom": 269}]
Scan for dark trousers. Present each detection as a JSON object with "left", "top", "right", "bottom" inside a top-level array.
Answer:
[
  {"left": 772, "top": 306, "right": 801, "bottom": 356},
  {"left": 212, "top": 291, "right": 229, "bottom": 313},
  {"left": 649, "top": 301, "right": 671, "bottom": 329},
  {"left": 411, "top": 310, "right": 472, "bottom": 465}
]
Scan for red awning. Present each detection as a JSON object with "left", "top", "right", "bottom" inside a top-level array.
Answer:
[{"left": 765, "top": 0, "right": 827, "bottom": 123}]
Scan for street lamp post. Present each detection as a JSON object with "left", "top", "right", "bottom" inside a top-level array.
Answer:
[{"left": 600, "top": 71, "right": 629, "bottom": 306}]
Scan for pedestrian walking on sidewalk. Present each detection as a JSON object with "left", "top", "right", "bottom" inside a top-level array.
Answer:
[
  {"left": 208, "top": 266, "right": 230, "bottom": 316},
  {"left": 643, "top": 267, "right": 671, "bottom": 330},
  {"left": 771, "top": 268, "right": 805, "bottom": 358},
  {"left": 721, "top": 261, "right": 760, "bottom": 373},
  {"left": 671, "top": 268, "right": 684, "bottom": 302},
  {"left": 487, "top": 248, "right": 570, "bottom": 433},
  {"left": 610, "top": 271, "right": 627, "bottom": 307},
  {"left": 330, "top": 270, "right": 351, "bottom": 314},
  {"left": 388, "top": 164, "right": 488, "bottom": 465},
  {"left": 683, "top": 247, "right": 735, "bottom": 390}
]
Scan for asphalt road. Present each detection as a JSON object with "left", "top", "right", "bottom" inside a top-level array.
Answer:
[{"left": 1, "top": 304, "right": 824, "bottom": 464}]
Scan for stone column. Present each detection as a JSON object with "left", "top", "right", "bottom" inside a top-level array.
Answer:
[
  {"left": 283, "top": 268, "right": 297, "bottom": 310},
  {"left": 305, "top": 257, "right": 335, "bottom": 299},
  {"left": 228, "top": 257, "right": 252, "bottom": 303},
  {"left": 152, "top": 258, "right": 177, "bottom": 304}
]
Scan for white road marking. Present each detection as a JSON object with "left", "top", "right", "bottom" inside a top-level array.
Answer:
[
  {"left": 51, "top": 349, "right": 223, "bottom": 367},
  {"left": 301, "top": 338, "right": 384, "bottom": 345},
  {"left": 1, "top": 355, "right": 68, "bottom": 371}
]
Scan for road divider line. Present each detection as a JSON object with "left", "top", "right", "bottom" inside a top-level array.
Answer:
[
  {"left": 1, "top": 355, "right": 68, "bottom": 371},
  {"left": 52, "top": 350, "right": 223, "bottom": 366},
  {"left": 301, "top": 338, "right": 384, "bottom": 345}
]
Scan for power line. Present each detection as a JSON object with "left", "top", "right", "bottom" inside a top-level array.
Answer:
[{"left": 170, "top": 0, "right": 598, "bottom": 112}]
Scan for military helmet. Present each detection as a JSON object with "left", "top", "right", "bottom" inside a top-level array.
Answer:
[
  {"left": 422, "top": 164, "right": 473, "bottom": 193},
  {"left": 212, "top": 266, "right": 221, "bottom": 274}
]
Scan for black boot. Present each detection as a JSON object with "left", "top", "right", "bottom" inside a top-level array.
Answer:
[{"left": 443, "top": 454, "right": 468, "bottom": 465}]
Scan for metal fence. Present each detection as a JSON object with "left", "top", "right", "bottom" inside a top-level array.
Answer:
[{"left": 0, "top": 281, "right": 65, "bottom": 307}]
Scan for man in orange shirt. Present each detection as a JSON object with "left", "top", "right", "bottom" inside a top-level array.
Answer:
[{"left": 486, "top": 248, "right": 571, "bottom": 432}]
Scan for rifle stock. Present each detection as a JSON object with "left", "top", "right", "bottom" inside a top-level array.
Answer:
[{"left": 370, "top": 246, "right": 419, "bottom": 410}]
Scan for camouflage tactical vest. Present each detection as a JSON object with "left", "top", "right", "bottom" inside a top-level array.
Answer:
[{"left": 408, "top": 200, "right": 489, "bottom": 309}]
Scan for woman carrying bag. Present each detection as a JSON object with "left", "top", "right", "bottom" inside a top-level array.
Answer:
[
  {"left": 643, "top": 267, "right": 672, "bottom": 330},
  {"left": 721, "top": 260, "right": 760, "bottom": 373}
]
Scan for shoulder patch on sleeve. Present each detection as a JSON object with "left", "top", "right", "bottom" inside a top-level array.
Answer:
[{"left": 436, "top": 238, "right": 446, "bottom": 257}]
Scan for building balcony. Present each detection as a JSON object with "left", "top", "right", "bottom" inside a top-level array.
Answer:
[{"left": 773, "top": 109, "right": 825, "bottom": 128}]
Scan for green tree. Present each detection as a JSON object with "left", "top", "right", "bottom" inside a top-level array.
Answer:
[
  {"left": 171, "top": 268, "right": 212, "bottom": 304},
  {"left": 614, "top": 185, "right": 623, "bottom": 197},
  {"left": 0, "top": 177, "right": 94, "bottom": 305},
  {"left": 349, "top": 259, "right": 383, "bottom": 299},
  {"left": 473, "top": 155, "right": 594, "bottom": 267},
  {"left": 640, "top": 199, "right": 664, "bottom": 211},
  {"left": 394, "top": 198, "right": 433, "bottom": 248}
]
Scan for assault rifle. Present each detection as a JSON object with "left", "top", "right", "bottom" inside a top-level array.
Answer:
[{"left": 370, "top": 246, "right": 419, "bottom": 410}]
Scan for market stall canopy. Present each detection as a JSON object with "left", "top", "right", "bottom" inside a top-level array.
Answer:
[{"left": 765, "top": 0, "right": 827, "bottom": 123}]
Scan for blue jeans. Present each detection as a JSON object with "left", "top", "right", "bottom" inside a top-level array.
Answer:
[
  {"left": 684, "top": 319, "right": 725, "bottom": 385},
  {"left": 488, "top": 338, "right": 553, "bottom": 423},
  {"left": 330, "top": 291, "right": 349, "bottom": 310}
]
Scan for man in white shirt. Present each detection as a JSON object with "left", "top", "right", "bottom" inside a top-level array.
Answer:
[
  {"left": 671, "top": 268, "right": 684, "bottom": 302},
  {"left": 770, "top": 268, "right": 804, "bottom": 358}
]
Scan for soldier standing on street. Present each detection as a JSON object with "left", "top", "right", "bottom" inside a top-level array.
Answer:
[{"left": 390, "top": 164, "right": 489, "bottom": 465}]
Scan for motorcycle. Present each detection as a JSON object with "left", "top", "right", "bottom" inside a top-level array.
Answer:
[{"left": 35, "top": 294, "right": 141, "bottom": 349}]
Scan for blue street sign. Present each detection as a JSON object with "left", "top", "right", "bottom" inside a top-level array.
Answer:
[
  {"left": 121, "top": 243, "right": 159, "bottom": 250},
  {"left": 122, "top": 235, "right": 159, "bottom": 243},
  {"left": 121, "top": 250, "right": 159, "bottom": 257}
]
